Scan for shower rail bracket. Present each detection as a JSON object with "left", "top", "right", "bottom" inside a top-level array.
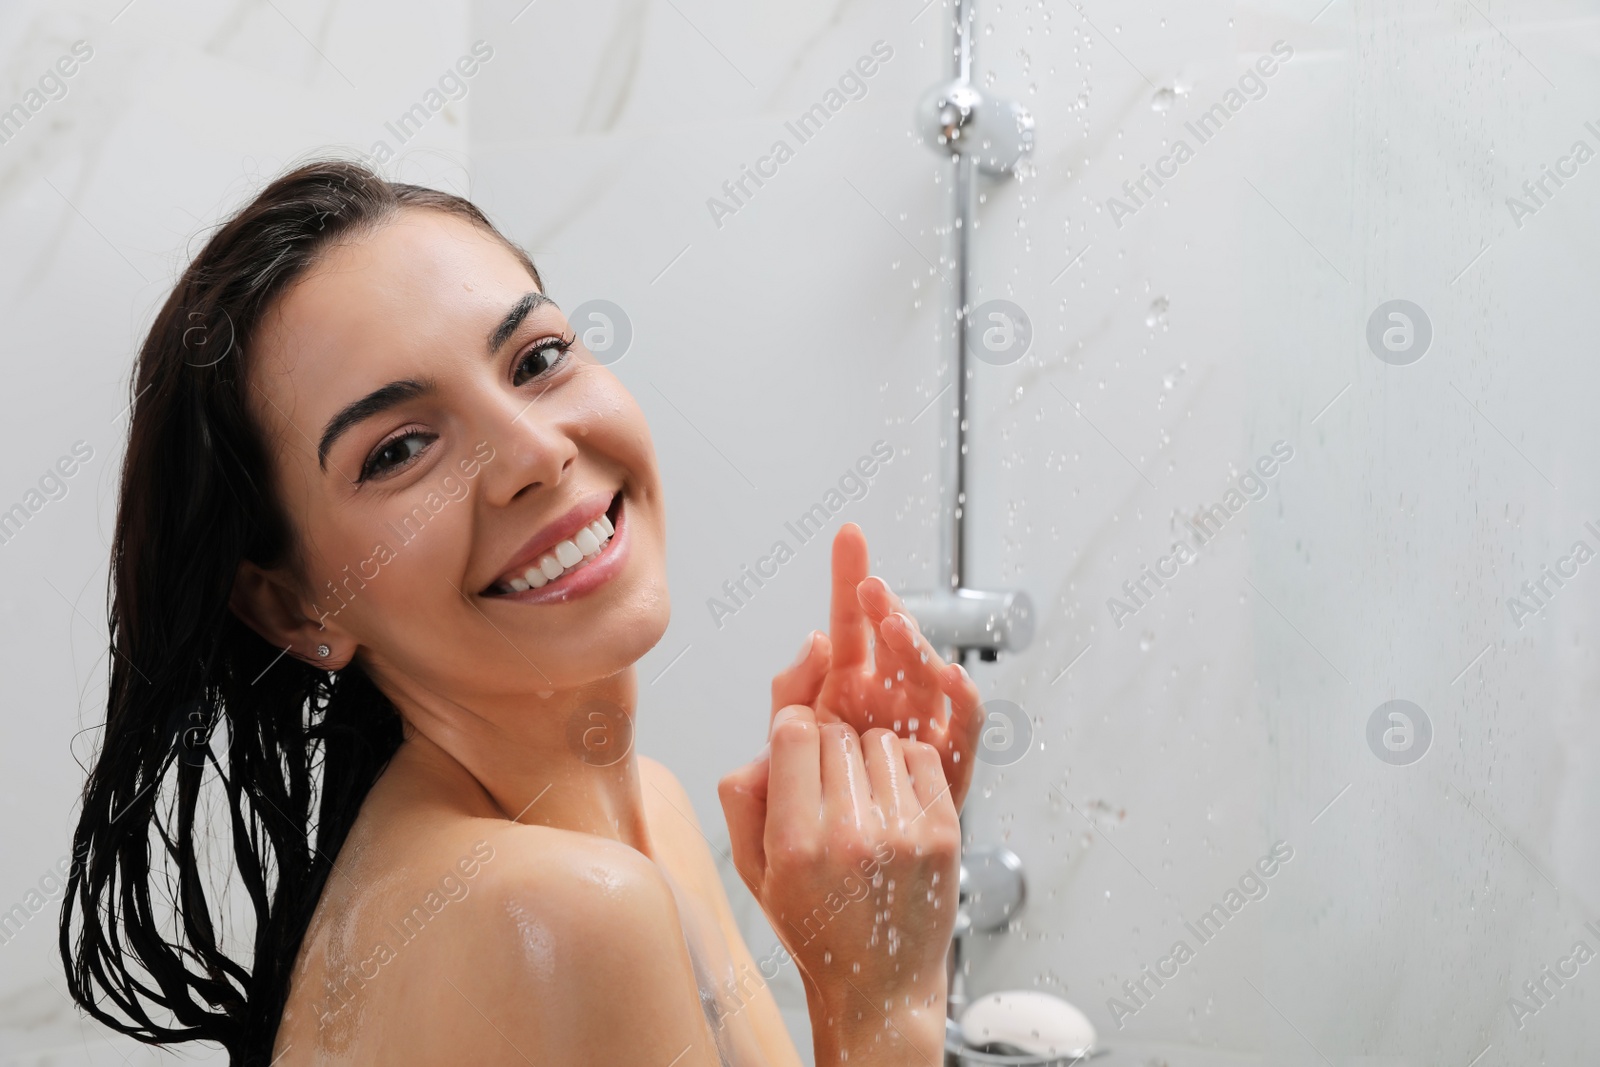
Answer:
[{"left": 900, "top": 587, "right": 1034, "bottom": 662}]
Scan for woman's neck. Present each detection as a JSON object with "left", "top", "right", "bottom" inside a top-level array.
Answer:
[{"left": 380, "top": 668, "right": 656, "bottom": 858}]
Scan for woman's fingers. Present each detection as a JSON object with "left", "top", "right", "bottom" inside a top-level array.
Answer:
[
  {"left": 856, "top": 577, "right": 947, "bottom": 707},
  {"left": 901, "top": 739, "right": 962, "bottom": 889},
  {"left": 861, "top": 729, "right": 917, "bottom": 826},
  {"left": 842, "top": 565, "right": 985, "bottom": 810},
  {"left": 717, "top": 753, "right": 771, "bottom": 892},
  {"left": 902, "top": 739, "right": 956, "bottom": 821},
  {"left": 935, "top": 659, "right": 984, "bottom": 749},
  {"left": 828, "top": 524, "right": 874, "bottom": 672},
  {"left": 764, "top": 705, "right": 823, "bottom": 862},
  {"left": 819, "top": 721, "right": 875, "bottom": 829},
  {"left": 771, "top": 629, "right": 832, "bottom": 727},
  {"left": 932, "top": 661, "right": 984, "bottom": 809}
]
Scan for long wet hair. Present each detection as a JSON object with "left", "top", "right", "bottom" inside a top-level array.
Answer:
[{"left": 59, "top": 160, "right": 543, "bottom": 1065}]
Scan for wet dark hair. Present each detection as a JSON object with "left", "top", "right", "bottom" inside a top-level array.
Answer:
[{"left": 58, "top": 159, "right": 543, "bottom": 1064}]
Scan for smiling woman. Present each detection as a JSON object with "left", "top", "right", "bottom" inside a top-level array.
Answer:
[{"left": 58, "top": 159, "right": 984, "bottom": 1067}]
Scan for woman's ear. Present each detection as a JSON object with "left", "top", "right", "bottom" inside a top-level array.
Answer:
[{"left": 229, "top": 560, "right": 351, "bottom": 667}]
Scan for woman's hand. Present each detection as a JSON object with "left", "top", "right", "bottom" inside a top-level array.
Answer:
[
  {"left": 719, "top": 706, "right": 960, "bottom": 1067},
  {"left": 776, "top": 522, "right": 986, "bottom": 811}
]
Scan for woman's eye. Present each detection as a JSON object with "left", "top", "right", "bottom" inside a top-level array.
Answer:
[
  {"left": 361, "top": 431, "right": 435, "bottom": 482},
  {"left": 513, "top": 338, "right": 571, "bottom": 387}
]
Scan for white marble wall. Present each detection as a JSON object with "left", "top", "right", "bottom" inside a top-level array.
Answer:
[
  {"left": 0, "top": 1, "right": 470, "bottom": 1062},
  {"left": 3, "top": 0, "right": 1598, "bottom": 1063}
]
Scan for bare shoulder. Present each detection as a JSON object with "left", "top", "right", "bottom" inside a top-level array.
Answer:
[
  {"left": 639, "top": 754, "right": 697, "bottom": 817},
  {"left": 638, "top": 755, "right": 727, "bottom": 895},
  {"left": 276, "top": 817, "right": 721, "bottom": 1066}
]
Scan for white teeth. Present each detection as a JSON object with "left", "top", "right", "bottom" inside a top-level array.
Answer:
[{"left": 496, "top": 506, "right": 619, "bottom": 594}]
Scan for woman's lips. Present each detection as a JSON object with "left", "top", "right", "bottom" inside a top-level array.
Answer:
[
  {"left": 485, "top": 492, "right": 628, "bottom": 604},
  {"left": 483, "top": 489, "right": 618, "bottom": 592}
]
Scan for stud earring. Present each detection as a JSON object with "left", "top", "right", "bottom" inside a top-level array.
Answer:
[{"left": 316, "top": 644, "right": 331, "bottom": 659}]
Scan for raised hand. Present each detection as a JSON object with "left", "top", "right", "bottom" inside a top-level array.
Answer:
[
  {"left": 718, "top": 705, "right": 959, "bottom": 1067},
  {"left": 772, "top": 522, "right": 985, "bottom": 812}
]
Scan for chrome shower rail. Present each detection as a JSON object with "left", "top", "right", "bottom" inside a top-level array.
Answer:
[{"left": 904, "top": 0, "right": 1035, "bottom": 665}]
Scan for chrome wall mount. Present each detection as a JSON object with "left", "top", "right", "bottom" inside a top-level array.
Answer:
[
  {"left": 906, "top": 0, "right": 1035, "bottom": 665},
  {"left": 949, "top": 845, "right": 1027, "bottom": 1025}
]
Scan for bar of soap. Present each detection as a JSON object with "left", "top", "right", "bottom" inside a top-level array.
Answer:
[{"left": 960, "top": 990, "right": 1097, "bottom": 1057}]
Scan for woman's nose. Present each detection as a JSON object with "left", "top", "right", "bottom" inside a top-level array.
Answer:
[{"left": 474, "top": 396, "right": 580, "bottom": 507}]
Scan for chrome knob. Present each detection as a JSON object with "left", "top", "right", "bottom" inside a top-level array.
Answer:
[{"left": 956, "top": 844, "right": 1026, "bottom": 938}]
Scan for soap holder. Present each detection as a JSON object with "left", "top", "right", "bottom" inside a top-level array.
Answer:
[{"left": 943, "top": 1018, "right": 1102, "bottom": 1066}]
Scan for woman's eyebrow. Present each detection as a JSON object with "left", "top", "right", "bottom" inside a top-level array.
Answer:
[
  {"left": 488, "top": 291, "right": 555, "bottom": 354},
  {"left": 317, "top": 378, "right": 433, "bottom": 470}
]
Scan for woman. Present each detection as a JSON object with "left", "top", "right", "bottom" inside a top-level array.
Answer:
[{"left": 59, "top": 160, "right": 986, "bottom": 1066}]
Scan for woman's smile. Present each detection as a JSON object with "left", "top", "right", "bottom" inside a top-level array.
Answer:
[{"left": 482, "top": 487, "right": 630, "bottom": 604}]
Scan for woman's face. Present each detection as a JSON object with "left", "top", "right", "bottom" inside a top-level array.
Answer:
[{"left": 242, "top": 208, "right": 669, "bottom": 710}]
